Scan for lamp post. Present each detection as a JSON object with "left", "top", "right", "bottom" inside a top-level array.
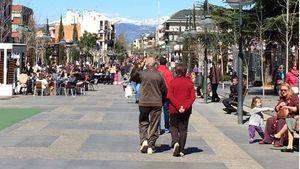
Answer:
[
  {"left": 199, "top": 0, "right": 215, "bottom": 104},
  {"left": 226, "top": 0, "right": 253, "bottom": 124}
]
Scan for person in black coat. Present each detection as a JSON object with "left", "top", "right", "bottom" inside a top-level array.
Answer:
[{"left": 222, "top": 77, "right": 239, "bottom": 114}]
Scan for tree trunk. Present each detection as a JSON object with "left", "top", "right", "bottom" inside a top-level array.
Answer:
[{"left": 285, "top": 0, "right": 290, "bottom": 74}]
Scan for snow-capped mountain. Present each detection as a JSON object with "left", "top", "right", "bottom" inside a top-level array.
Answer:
[
  {"left": 113, "top": 16, "right": 169, "bottom": 43},
  {"left": 48, "top": 10, "right": 169, "bottom": 43},
  {"left": 115, "top": 23, "right": 156, "bottom": 43},
  {"left": 111, "top": 16, "right": 169, "bottom": 26}
]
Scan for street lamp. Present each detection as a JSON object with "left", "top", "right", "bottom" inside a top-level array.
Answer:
[
  {"left": 226, "top": 0, "right": 253, "bottom": 124},
  {"left": 199, "top": 0, "right": 216, "bottom": 104}
]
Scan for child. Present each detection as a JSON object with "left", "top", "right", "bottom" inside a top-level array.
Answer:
[{"left": 248, "top": 96, "right": 273, "bottom": 144}]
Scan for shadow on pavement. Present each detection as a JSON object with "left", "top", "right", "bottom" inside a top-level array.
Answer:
[
  {"left": 156, "top": 144, "right": 171, "bottom": 153},
  {"left": 184, "top": 147, "right": 203, "bottom": 155}
]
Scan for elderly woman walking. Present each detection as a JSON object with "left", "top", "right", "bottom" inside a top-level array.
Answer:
[{"left": 168, "top": 64, "right": 196, "bottom": 157}]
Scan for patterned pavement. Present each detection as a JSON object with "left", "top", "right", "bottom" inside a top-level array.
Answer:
[{"left": 0, "top": 85, "right": 297, "bottom": 169}]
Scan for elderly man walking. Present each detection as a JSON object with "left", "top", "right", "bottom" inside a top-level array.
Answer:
[{"left": 131, "top": 57, "right": 167, "bottom": 154}]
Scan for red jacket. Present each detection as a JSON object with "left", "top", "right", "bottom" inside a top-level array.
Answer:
[
  {"left": 285, "top": 70, "right": 299, "bottom": 87},
  {"left": 157, "top": 65, "right": 173, "bottom": 90},
  {"left": 168, "top": 76, "right": 196, "bottom": 114}
]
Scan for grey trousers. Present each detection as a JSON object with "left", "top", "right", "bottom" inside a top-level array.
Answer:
[{"left": 139, "top": 106, "right": 162, "bottom": 149}]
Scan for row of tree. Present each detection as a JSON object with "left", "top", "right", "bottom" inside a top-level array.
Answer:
[{"left": 181, "top": 0, "right": 298, "bottom": 84}]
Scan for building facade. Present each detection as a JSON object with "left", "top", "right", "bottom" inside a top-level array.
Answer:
[
  {"left": 55, "top": 10, "right": 115, "bottom": 52},
  {"left": 11, "top": 5, "right": 33, "bottom": 43},
  {"left": 0, "top": 0, "right": 12, "bottom": 43},
  {"left": 163, "top": 9, "right": 204, "bottom": 55},
  {"left": 53, "top": 23, "right": 81, "bottom": 43}
]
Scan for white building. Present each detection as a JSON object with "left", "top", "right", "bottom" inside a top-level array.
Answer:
[{"left": 61, "top": 10, "right": 115, "bottom": 52}]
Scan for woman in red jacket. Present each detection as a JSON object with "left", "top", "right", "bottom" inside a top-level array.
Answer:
[{"left": 168, "top": 63, "right": 196, "bottom": 157}]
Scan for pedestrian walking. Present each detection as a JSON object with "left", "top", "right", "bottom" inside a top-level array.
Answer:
[
  {"left": 157, "top": 57, "right": 174, "bottom": 133},
  {"left": 209, "top": 62, "right": 222, "bottom": 102},
  {"left": 131, "top": 57, "right": 167, "bottom": 154},
  {"left": 248, "top": 96, "right": 273, "bottom": 144},
  {"left": 168, "top": 64, "right": 196, "bottom": 157}
]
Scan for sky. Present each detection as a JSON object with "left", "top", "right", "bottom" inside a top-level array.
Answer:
[{"left": 14, "top": 0, "right": 227, "bottom": 24}]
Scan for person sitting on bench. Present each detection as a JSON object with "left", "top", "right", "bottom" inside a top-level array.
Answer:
[{"left": 222, "top": 77, "right": 239, "bottom": 114}]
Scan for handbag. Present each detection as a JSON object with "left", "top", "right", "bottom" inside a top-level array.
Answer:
[
  {"left": 124, "top": 85, "right": 133, "bottom": 98},
  {"left": 277, "top": 108, "right": 289, "bottom": 118}
]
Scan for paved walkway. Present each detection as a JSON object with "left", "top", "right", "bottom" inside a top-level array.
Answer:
[{"left": 0, "top": 85, "right": 298, "bottom": 169}]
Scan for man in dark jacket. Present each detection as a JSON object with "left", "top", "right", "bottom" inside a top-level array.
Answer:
[
  {"left": 209, "top": 62, "right": 222, "bottom": 102},
  {"left": 131, "top": 57, "right": 167, "bottom": 154},
  {"left": 222, "top": 77, "right": 238, "bottom": 114}
]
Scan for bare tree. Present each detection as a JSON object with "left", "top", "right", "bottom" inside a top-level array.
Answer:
[
  {"left": 22, "top": 16, "right": 37, "bottom": 65},
  {"left": 277, "top": 0, "right": 299, "bottom": 73}
]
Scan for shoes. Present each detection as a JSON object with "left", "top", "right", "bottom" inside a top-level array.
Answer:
[
  {"left": 164, "top": 128, "right": 170, "bottom": 133},
  {"left": 259, "top": 140, "right": 271, "bottom": 145},
  {"left": 140, "top": 140, "right": 148, "bottom": 153},
  {"left": 147, "top": 147, "right": 154, "bottom": 154},
  {"left": 249, "top": 138, "right": 254, "bottom": 144},
  {"left": 273, "top": 143, "right": 283, "bottom": 147},
  {"left": 179, "top": 152, "right": 185, "bottom": 157},
  {"left": 281, "top": 148, "right": 294, "bottom": 153},
  {"left": 173, "top": 143, "right": 180, "bottom": 157},
  {"left": 135, "top": 100, "right": 139, "bottom": 104}
]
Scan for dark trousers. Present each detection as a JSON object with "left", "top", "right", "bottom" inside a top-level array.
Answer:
[
  {"left": 139, "top": 106, "right": 162, "bottom": 149},
  {"left": 162, "top": 100, "right": 170, "bottom": 129},
  {"left": 170, "top": 112, "right": 191, "bottom": 152},
  {"left": 222, "top": 97, "right": 236, "bottom": 112},
  {"left": 211, "top": 83, "right": 219, "bottom": 101},
  {"left": 248, "top": 125, "right": 264, "bottom": 139},
  {"left": 263, "top": 117, "right": 287, "bottom": 146},
  {"left": 196, "top": 86, "right": 202, "bottom": 97}
]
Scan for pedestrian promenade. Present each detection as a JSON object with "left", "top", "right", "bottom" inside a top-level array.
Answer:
[{"left": 0, "top": 85, "right": 297, "bottom": 169}]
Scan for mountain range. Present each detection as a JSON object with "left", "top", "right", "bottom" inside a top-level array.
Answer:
[
  {"left": 115, "top": 23, "right": 155, "bottom": 43},
  {"left": 113, "top": 16, "right": 169, "bottom": 43},
  {"left": 48, "top": 10, "right": 169, "bottom": 43}
]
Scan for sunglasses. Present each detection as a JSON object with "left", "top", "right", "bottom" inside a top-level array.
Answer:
[{"left": 280, "top": 89, "right": 287, "bottom": 92}]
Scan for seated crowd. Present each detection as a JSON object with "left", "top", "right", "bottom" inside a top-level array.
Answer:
[{"left": 15, "top": 57, "right": 144, "bottom": 96}]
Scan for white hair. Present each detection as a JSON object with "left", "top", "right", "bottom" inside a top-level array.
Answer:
[{"left": 145, "top": 57, "right": 156, "bottom": 68}]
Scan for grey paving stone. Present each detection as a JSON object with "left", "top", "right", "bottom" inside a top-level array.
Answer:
[
  {"left": 67, "top": 160, "right": 227, "bottom": 169},
  {"left": 46, "top": 121, "right": 99, "bottom": 130},
  {"left": 55, "top": 114, "right": 84, "bottom": 120},
  {"left": 0, "top": 136, "right": 27, "bottom": 147},
  {"left": 103, "top": 113, "right": 139, "bottom": 121},
  {"left": 218, "top": 125, "right": 299, "bottom": 169},
  {"left": 73, "top": 107, "right": 138, "bottom": 113},
  {"left": 81, "top": 134, "right": 139, "bottom": 152},
  {"left": 30, "top": 113, "right": 52, "bottom": 120},
  {"left": 46, "top": 121, "right": 138, "bottom": 131},
  {"left": 16, "top": 135, "right": 58, "bottom": 147},
  {"left": 23, "top": 159, "right": 70, "bottom": 169},
  {"left": 0, "top": 159, "right": 28, "bottom": 169}
]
